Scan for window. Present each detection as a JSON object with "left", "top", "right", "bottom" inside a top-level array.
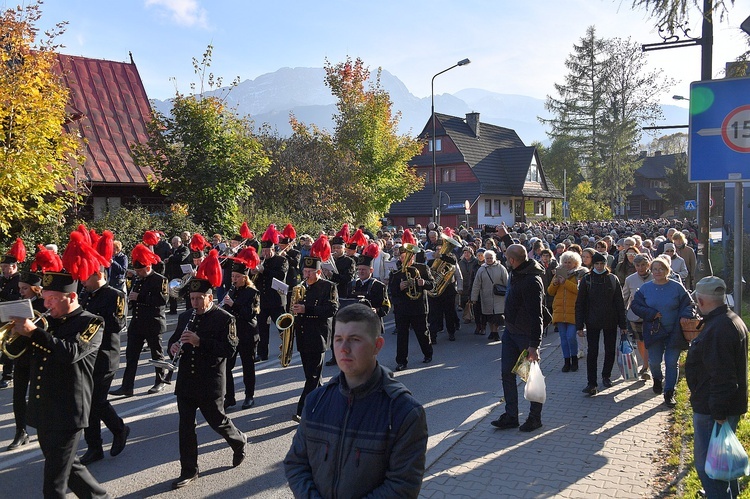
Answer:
[
  {"left": 407, "top": 217, "right": 415, "bottom": 226},
  {"left": 484, "top": 199, "right": 501, "bottom": 217},
  {"left": 526, "top": 161, "right": 539, "bottom": 182},
  {"left": 535, "top": 201, "right": 545, "bottom": 215},
  {"left": 428, "top": 139, "right": 442, "bottom": 152},
  {"left": 441, "top": 168, "right": 456, "bottom": 183}
]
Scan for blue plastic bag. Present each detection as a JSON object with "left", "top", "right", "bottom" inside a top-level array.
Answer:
[{"left": 705, "top": 422, "right": 750, "bottom": 481}]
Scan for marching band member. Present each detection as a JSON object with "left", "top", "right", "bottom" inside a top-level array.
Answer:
[
  {"left": 278, "top": 223, "right": 301, "bottom": 311},
  {"left": 7, "top": 242, "right": 47, "bottom": 451},
  {"left": 253, "top": 225, "right": 289, "bottom": 362},
  {"left": 79, "top": 230, "right": 130, "bottom": 465},
  {"left": 427, "top": 231, "right": 462, "bottom": 343},
  {"left": 167, "top": 250, "right": 246, "bottom": 489},
  {"left": 293, "top": 236, "right": 339, "bottom": 421},
  {"left": 7, "top": 233, "right": 109, "bottom": 498},
  {"left": 345, "top": 228, "right": 367, "bottom": 259},
  {"left": 222, "top": 247, "right": 262, "bottom": 410},
  {"left": 0, "top": 238, "right": 24, "bottom": 388},
  {"left": 324, "top": 225, "right": 355, "bottom": 366},
  {"left": 388, "top": 229, "right": 434, "bottom": 371},
  {"left": 110, "top": 243, "right": 168, "bottom": 396},
  {"left": 143, "top": 230, "right": 168, "bottom": 276},
  {"left": 347, "top": 243, "right": 391, "bottom": 334}
]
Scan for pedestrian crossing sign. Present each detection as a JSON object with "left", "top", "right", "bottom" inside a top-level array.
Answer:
[{"left": 684, "top": 200, "right": 697, "bottom": 210}]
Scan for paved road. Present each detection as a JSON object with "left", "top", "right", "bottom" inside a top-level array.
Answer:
[{"left": 0, "top": 307, "right": 507, "bottom": 498}]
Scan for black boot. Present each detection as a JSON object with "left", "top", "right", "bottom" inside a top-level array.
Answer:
[
  {"left": 571, "top": 356, "right": 579, "bottom": 372},
  {"left": 664, "top": 389, "right": 676, "bottom": 408},
  {"left": 7, "top": 429, "right": 29, "bottom": 450},
  {"left": 562, "top": 358, "right": 571, "bottom": 373}
]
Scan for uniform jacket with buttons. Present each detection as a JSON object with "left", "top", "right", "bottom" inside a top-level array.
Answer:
[
  {"left": 330, "top": 255, "right": 356, "bottom": 299},
  {"left": 6, "top": 307, "right": 103, "bottom": 431},
  {"left": 256, "top": 254, "right": 289, "bottom": 310},
  {"left": 80, "top": 284, "right": 127, "bottom": 374},
  {"left": 347, "top": 278, "right": 390, "bottom": 319},
  {"left": 294, "top": 278, "right": 339, "bottom": 354},
  {"left": 388, "top": 262, "right": 435, "bottom": 316},
  {"left": 128, "top": 271, "right": 167, "bottom": 335},
  {"left": 0, "top": 272, "right": 21, "bottom": 302},
  {"left": 222, "top": 283, "right": 260, "bottom": 342},
  {"left": 168, "top": 305, "right": 238, "bottom": 400}
]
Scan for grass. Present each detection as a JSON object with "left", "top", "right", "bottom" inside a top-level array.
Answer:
[{"left": 667, "top": 306, "right": 750, "bottom": 497}]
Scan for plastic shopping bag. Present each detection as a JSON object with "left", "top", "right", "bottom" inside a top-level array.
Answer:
[
  {"left": 523, "top": 361, "right": 546, "bottom": 404},
  {"left": 705, "top": 422, "right": 750, "bottom": 481},
  {"left": 617, "top": 335, "right": 640, "bottom": 381}
]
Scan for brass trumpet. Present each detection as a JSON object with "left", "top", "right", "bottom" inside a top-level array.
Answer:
[
  {"left": 0, "top": 309, "right": 50, "bottom": 360},
  {"left": 276, "top": 282, "right": 306, "bottom": 367},
  {"left": 400, "top": 243, "right": 423, "bottom": 300}
]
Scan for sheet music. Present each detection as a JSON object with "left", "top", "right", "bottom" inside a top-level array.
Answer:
[
  {"left": 180, "top": 264, "right": 194, "bottom": 275},
  {"left": 321, "top": 262, "right": 336, "bottom": 272},
  {"left": 272, "top": 278, "right": 289, "bottom": 294},
  {"left": 0, "top": 299, "right": 34, "bottom": 323}
]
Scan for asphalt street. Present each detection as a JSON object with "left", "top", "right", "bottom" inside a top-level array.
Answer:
[{"left": 0, "top": 306, "right": 510, "bottom": 498}]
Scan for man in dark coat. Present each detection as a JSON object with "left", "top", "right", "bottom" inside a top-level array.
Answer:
[
  {"left": 292, "top": 254, "right": 339, "bottom": 419},
  {"left": 110, "top": 244, "right": 169, "bottom": 396},
  {"left": 253, "top": 226, "right": 289, "bottom": 361},
  {"left": 7, "top": 271, "right": 109, "bottom": 498},
  {"left": 167, "top": 270, "right": 246, "bottom": 489},
  {"left": 165, "top": 236, "right": 191, "bottom": 314},
  {"left": 490, "top": 226, "right": 546, "bottom": 432},
  {"left": 323, "top": 236, "right": 355, "bottom": 366},
  {"left": 346, "top": 245, "right": 391, "bottom": 334},
  {"left": 388, "top": 230, "right": 434, "bottom": 372},
  {"left": 0, "top": 249, "right": 23, "bottom": 387},
  {"left": 79, "top": 266, "right": 130, "bottom": 465},
  {"left": 687, "top": 276, "right": 748, "bottom": 498}
]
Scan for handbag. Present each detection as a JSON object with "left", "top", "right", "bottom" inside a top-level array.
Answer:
[
  {"left": 462, "top": 303, "right": 474, "bottom": 322},
  {"left": 485, "top": 268, "right": 506, "bottom": 296},
  {"left": 681, "top": 317, "right": 704, "bottom": 342},
  {"left": 643, "top": 317, "right": 669, "bottom": 347},
  {"left": 617, "top": 334, "right": 640, "bottom": 380},
  {"left": 705, "top": 422, "right": 750, "bottom": 481}
]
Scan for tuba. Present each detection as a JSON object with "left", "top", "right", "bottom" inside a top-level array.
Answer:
[
  {"left": 0, "top": 309, "right": 50, "bottom": 360},
  {"left": 276, "top": 282, "right": 306, "bottom": 367},
  {"left": 168, "top": 273, "right": 193, "bottom": 299},
  {"left": 400, "top": 243, "right": 423, "bottom": 300},
  {"left": 427, "top": 233, "right": 462, "bottom": 298}
]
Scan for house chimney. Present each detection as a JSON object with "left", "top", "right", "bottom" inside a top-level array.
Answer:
[
  {"left": 654, "top": 150, "right": 662, "bottom": 156},
  {"left": 466, "top": 112, "right": 480, "bottom": 138},
  {"left": 639, "top": 151, "right": 647, "bottom": 158}
]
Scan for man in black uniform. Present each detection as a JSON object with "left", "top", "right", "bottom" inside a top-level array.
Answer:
[
  {"left": 79, "top": 257, "right": 130, "bottom": 465},
  {"left": 165, "top": 235, "right": 191, "bottom": 314},
  {"left": 7, "top": 270, "right": 109, "bottom": 498},
  {"left": 0, "top": 240, "right": 24, "bottom": 388},
  {"left": 388, "top": 229, "right": 434, "bottom": 371},
  {"left": 346, "top": 243, "right": 391, "bottom": 334},
  {"left": 323, "top": 230, "right": 355, "bottom": 366},
  {"left": 293, "top": 248, "right": 339, "bottom": 420},
  {"left": 167, "top": 251, "right": 246, "bottom": 489},
  {"left": 110, "top": 244, "right": 169, "bottom": 396},
  {"left": 427, "top": 237, "right": 462, "bottom": 342},
  {"left": 253, "top": 225, "right": 288, "bottom": 361},
  {"left": 278, "top": 223, "right": 301, "bottom": 311}
]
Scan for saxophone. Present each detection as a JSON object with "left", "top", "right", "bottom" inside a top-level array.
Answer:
[{"left": 276, "top": 282, "right": 306, "bottom": 367}]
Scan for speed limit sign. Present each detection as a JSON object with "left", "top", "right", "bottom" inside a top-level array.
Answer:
[{"left": 721, "top": 105, "right": 750, "bottom": 153}]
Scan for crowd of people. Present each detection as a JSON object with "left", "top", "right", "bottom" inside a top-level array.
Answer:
[{"left": 0, "top": 216, "right": 746, "bottom": 498}]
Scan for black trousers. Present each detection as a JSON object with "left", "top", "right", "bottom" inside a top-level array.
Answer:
[
  {"left": 12, "top": 360, "right": 30, "bottom": 431},
  {"left": 1, "top": 355, "right": 13, "bottom": 379},
  {"left": 428, "top": 291, "right": 459, "bottom": 335},
  {"left": 501, "top": 328, "right": 543, "bottom": 421},
  {"left": 586, "top": 327, "right": 618, "bottom": 385},
  {"left": 177, "top": 395, "right": 245, "bottom": 476},
  {"left": 395, "top": 313, "right": 433, "bottom": 366},
  {"left": 257, "top": 306, "right": 284, "bottom": 360},
  {"left": 84, "top": 368, "right": 125, "bottom": 448},
  {"left": 36, "top": 427, "right": 108, "bottom": 499},
  {"left": 121, "top": 332, "right": 165, "bottom": 390},
  {"left": 226, "top": 333, "right": 258, "bottom": 402},
  {"left": 296, "top": 351, "right": 325, "bottom": 417}
]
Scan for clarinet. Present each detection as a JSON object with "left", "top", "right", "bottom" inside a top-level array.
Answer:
[{"left": 171, "top": 309, "right": 198, "bottom": 368}]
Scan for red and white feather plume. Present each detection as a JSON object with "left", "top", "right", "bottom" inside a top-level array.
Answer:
[
  {"left": 31, "top": 244, "right": 63, "bottom": 272},
  {"left": 196, "top": 249, "right": 223, "bottom": 288},
  {"left": 310, "top": 235, "right": 331, "bottom": 262},
  {"left": 62, "top": 231, "right": 110, "bottom": 280}
]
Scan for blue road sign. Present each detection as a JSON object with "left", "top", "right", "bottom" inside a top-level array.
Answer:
[
  {"left": 685, "top": 200, "right": 697, "bottom": 210},
  {"left": 689, "top": 77, "right": 750, "bottom": 182}
]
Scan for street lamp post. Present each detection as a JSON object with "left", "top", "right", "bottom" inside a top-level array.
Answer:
[{"left": 431, "top": 58, "right": 470, "bottom": 225}]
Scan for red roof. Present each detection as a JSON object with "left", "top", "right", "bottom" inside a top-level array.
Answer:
[{"left": 54, "top": 54, "right": 154, "bottom": 186}]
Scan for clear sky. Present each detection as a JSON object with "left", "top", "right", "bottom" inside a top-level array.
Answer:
[{"left": 19, "top": 0, "right": 749, "bottom": 106}]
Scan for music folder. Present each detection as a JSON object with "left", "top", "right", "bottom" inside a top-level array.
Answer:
[
  {"left": 0, "top": 299, "right": 34, "bottom": 323},
  {"left": 272, "top": 278, "right": 289, "bottom": 294}
]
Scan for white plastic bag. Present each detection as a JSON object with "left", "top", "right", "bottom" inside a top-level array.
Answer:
[
  {"left": 705, "top": 422, "right": 750, "bottom": 481},
  {"left": 523, "top": 361, "right": 546, "bottom": 404}
]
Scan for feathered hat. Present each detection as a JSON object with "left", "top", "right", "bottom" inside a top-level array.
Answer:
[
  {"left": 230, "top": 247, "right": 261, "bottom": 275},
  {"left": 142, "top": 230, "right": 160, "bottom": 247},
  {"left": 280, "top": 223, "right": 297, "bottom": 244},
  {"left": 346, "top": 228, "right": 367, "bottom": 251},
  {"left": 61, "top": 230, "right": 109, "bottom": 281},
  {"left": 88, "top": 229, "right": 101, "bottom": 248},
  {"left": 189, "top": 233, "right": 210, "bottom": 259},
  {"left": 1, "top": 238, "right": 26, "bottom": 265},
  {"left": 401, "top": 229, "right": 417, "bottom": 246},
  {"left": 30, "top": 244, "right": 63, "bottom": 273},
  {"left": 95, "top": 230, "right": 114, "bottom": 265},
  {"left": 232, "top": 221, "right": 254, "bottom": 243},
  {"left": 189, "top": 249, "right": 222, "bottom": 294},
  {"left": 331, "top": 223, "right": 350, "bottom": 246},
  {"left": 305, "top": 234, "right": 331, "bottom": 270},
  {"left": 131, "top": 243, "right": 161, "bottom": 269},
  {"left": 260, "top": 224, "right": 279, "bottom": 248},
  {"left": 75, "top": 224, "right": 91, "bottom": 245},
  {"left": 356, "top": 242, "right": 380, "bottom": 268}
]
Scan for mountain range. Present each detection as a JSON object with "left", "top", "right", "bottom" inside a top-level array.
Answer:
[{"left": 150, "top": 67, "right": 689, "bottom": 146}]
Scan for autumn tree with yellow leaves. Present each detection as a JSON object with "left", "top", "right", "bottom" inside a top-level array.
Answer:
[{"left": 0, "top": 2, "right": 82, "bottom": 236}]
